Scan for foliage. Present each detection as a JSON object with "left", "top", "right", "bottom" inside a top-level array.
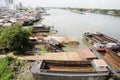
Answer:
[
  {"left": 68, "top": 8, "right": 120, "bottom": 16},
  {"left": 0, "top": 69, "right": 13, "bottom": 80},
  {"left": 0, "top": 24, "right": 33, "bottom": 54},
  {"left": 16, "top": 59, "right": 25, "bottom": 66},
  {"left": 41, "top": 47, "right": 47, "bottom": 53},
  {"left": 109, "top": 78, "right": 113, "bottom": 80},
  {"left": 0, "top": 56, "right": 24, "bottom": 80},
  {"left": 0, "top": 57, "right": 15, "bottom": 80}
]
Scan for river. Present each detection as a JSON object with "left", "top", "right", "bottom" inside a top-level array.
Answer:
[{"left": 42, "top": 9, "right": 120, "bottom": 50}]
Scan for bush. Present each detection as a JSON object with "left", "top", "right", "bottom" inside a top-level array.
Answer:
[
  {"left": 0, "top": 56, "right": 25, "bottom": 80},
  {"left": 16, "top": 59, "right": 25, "bottom": 66},
  {"left": 0, "top": 57, "right": 14, "bottom": 80}
]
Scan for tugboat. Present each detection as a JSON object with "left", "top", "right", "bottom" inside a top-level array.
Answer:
[{"left": 45, "top": 38, "right": 65, "bottom": 52}]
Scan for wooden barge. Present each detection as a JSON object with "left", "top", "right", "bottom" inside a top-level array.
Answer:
[
  {"left": 32, "top": 24, "right": 57, "bottom": 34},
  {"left": 30, "top": 60, "right": 108, "bottom": 80},
  {"left": 32, "top": 24, "right": 51, "bottom": 33},
  {"left": 83, "top": 32, "right": 120, "bottom": 51}
]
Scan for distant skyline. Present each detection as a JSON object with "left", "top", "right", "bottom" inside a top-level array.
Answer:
[
  {"left": 1, "top": 0, "right": 120, "bottom": 9},
  {"left": 0, "top": 0, "right": 14, "bottom": 9}
]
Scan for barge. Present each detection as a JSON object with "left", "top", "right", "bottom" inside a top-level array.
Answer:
[
  {"left": 103, "top": 50, "right": 120, "bottom": 71},
  {"left": 32, "top": 24, "right": 51, "bottom": 33},
  {"left": 91, "top": 48, "right": 120, "bottom": 79},
  {"left": 30, "top": 60, "right": 108, "bottom": 80},
  {"left": 83, "top": 32, "right": 120, "bottom": 51}
]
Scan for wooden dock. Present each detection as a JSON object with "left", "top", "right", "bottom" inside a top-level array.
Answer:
[
  {"left": 44, "top": 35, "right": 79, "bottom": 44},
  {"left": 18, "top": 49, "right": 96, "bottom": 61}
]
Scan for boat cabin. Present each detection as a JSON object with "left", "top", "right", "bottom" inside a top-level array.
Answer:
[
  {"left": 45, "top": 38, "right": 65, "bottom": 52},
  {"left": 106, "top": 42, "right": 119, "bottom": 51},
  {"left": 93, "top": 43, "right": 106, "bottom": 51}
]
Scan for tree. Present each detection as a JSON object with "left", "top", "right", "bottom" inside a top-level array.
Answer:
[{"left": 0, "top": 24, "right": 32, "bottom": 54}]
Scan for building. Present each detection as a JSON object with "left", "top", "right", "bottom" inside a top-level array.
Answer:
[
  {"left": 19, "top": 2, "right": 22, "bottom": 9},
  {"left": 30, "top": 59, "right": 109, "bottom": 80},
  {"left": 5, "top": 0, "right": 13, "bottom": 9}
]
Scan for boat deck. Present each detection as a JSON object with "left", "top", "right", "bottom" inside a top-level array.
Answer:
[
  {"left": 92, "top": 34, "right": 117, "bottom": 43},
  {"left": 117, "top": 52, "right": 120, "bottom": 57},
  {"left": 84, "top": 33, "right": 118, "bottom": 44},
  {"left": 101, "top": 51, "right": 120, "bottom": 71},
  {"left": 41, "top": 60, "right": 94, "bottom": 71},
  {"left": 32, "top": 26, "right": 51, "bottom": 33}
]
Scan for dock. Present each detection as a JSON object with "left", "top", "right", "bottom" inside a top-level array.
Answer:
[
  {"left": 44, "top": 35, "right": 79, "bottom": 44},
  {"left": 29, "top": 35, "right": 79, "bottom": 45},
  {"left": 18, "top": 49, "right": 96, "bottom": 61}
]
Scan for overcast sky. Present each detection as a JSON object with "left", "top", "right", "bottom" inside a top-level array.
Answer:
[{"left": 5, "top": 0, "right": 120, "bottom": 9}]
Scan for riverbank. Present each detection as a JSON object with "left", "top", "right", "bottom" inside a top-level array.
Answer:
[{"left": 68, "top": 8, "right": 120, "bottom": 16}]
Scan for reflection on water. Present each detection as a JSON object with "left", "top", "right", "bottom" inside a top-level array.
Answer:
[
  {"left": 63, "top": 44, "right": 79, "bottom": 52},
  {"left": 42, "top": 9, "right": 120, "bottom": 50},
  {"left": 82, "top": 38, "right": 91, "bottom": 47}
]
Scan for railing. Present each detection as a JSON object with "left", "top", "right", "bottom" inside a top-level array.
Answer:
[{"left": 39, "top": 69, "right": 109, "bottom": 76}]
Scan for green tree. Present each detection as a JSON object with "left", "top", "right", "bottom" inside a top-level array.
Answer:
[{"left": 0, "top": 24, "right": 32, "bottom": 54}]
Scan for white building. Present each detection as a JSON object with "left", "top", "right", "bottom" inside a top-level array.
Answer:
[{"left": 1, "top": 0, "right": 14, "bottom": 9}]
